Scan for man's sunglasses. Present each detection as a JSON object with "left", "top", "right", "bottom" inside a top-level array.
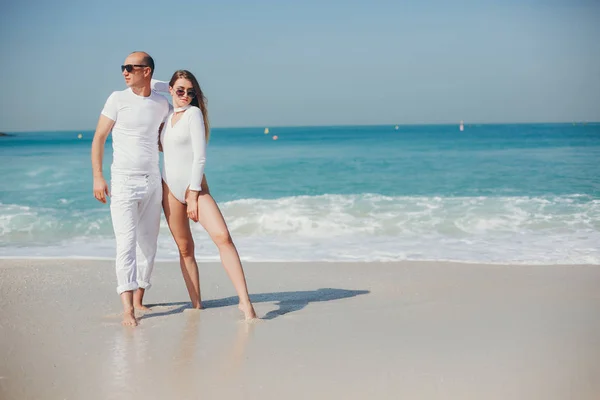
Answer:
[
  {"left": 121, "top": 64, "right": 148, "bottom": 73},
  {"left": 175, "top": 88, "right": 196, "bottom": 99}
]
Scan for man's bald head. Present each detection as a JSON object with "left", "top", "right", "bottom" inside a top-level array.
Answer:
[{"left": 129, "top": 51, "right": 155, "bottom": 77}]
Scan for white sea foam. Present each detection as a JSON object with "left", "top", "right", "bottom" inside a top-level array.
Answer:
[{"left": 1, "top": 194, "right": 599, "bottom": 264}]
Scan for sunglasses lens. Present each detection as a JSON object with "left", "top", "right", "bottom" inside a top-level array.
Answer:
[
  {"left": 121, "top": 65, "right": 133, "bottom": 73},
  {"left": 176, "top": 89, "right": 196, "bottom": 98}
]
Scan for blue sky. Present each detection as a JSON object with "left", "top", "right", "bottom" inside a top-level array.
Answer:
[{"left": 1, "top": 0, "right": 599, "bottom": 131}]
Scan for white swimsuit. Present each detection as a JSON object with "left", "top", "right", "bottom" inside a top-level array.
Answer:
[{"left": 160, "top": 106, "right": 207, "bottom": 203}]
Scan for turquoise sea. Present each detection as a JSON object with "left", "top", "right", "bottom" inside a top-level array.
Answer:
[{"left": 1, "top": 123, "right": 599, "bottom": 264}]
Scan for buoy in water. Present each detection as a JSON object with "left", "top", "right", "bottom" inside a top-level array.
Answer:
[
  {"left": 272, "top": 135, "right": 278, "bottom": 140},
  {"left": 459, "top": 120, "right": 464, "bottom": 132},
  {"left": 264, "top": 128, "right": 269, "bottom": 134},
  {"left": 77, "top": 133, "right": 83, "bottom": 139}
]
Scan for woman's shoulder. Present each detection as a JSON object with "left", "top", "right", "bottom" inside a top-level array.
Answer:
[{"left": 186, "top": 106, "right": 204, "bottom": 120}]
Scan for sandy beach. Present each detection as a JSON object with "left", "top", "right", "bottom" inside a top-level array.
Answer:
[{"left": 1, "top": 259, "right": 599, "bottom": 399}]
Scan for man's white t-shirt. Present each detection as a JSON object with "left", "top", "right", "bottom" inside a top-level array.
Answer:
[{"left": 101, "top": 88, "right": 171, "bottom": 176}]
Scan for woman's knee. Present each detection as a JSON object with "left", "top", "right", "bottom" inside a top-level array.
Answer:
[
  {"left": 212, "top": 230, "right": 233, "bottom": 247},
  {"left": 176, "top": 238, "right": 195, "bottom": 258}
]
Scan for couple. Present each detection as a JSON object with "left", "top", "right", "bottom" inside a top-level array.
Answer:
[{"left": 91, "top": 51, "right": 256, "bottom": 326}]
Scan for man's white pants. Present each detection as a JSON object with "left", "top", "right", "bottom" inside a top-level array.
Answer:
[{"left": 110, "top": 174, "right": 162, "bottom": 294}]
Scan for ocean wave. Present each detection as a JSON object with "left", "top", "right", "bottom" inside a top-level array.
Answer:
[
  {"left": 1, "top": 194, "right": 599, "bottom": 264},
  {"left": 218, "top": 193, "right": 600, "bottom": 236}
]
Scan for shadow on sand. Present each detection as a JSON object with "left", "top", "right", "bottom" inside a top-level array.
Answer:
[{"left": 142, "top": 288, "right": 370, "bottom": 321}]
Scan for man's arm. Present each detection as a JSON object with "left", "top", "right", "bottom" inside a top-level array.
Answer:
[
  {"left": 91, "top": 115, "right": 115, "bottom": 203},
  {"left": 151, "top": 79, "right": 170, "bottom": 93}
]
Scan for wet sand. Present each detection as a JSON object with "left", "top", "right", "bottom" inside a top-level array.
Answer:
[{"left": 1, "top": 259, "right": 599, "bottom": 399}]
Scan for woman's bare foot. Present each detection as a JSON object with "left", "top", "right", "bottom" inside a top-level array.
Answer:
[
  {"left": 238, "top": 301, "right": 257, "bottom": 320},
  {"left": 191, "top": 302, "right": 204, "bottom": 310},
  {"left": 122, "top": 308, "right": 138, "bottom": 327},
  {"left": 134, "top": 304, "right": 151, "bottom": 311}
]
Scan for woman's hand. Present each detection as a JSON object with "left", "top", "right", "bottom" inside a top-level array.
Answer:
[{"left": 186, "top": 190, "right": 200, "bottom": 222}]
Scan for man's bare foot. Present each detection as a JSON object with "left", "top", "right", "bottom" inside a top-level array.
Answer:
[
  {"left": 122, "top": 308, "right": 138, "bottom": 326},
  {"left": 133, "top": 288, "right": 147, "bottom": 311},
  {"left": 238, "top": 302, "right": 257, "bottom": 320},
  {"left": 191, "top": 302, "right": 204, "bottom": 310}
]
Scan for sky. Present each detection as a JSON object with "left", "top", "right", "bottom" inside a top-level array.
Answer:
[{"left": 0, "top": 0, "right": 599, "bottom": 132}]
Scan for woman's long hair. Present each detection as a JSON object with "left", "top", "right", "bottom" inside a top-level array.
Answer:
[{"left": 169, "top": 70, "right": 210, "bottom": 141}]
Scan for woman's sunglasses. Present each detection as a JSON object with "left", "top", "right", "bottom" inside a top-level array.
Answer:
[
  {"left": 175, "top": 88, "right": 196, "bottom": 99},
  {"left": 120, "top": 64, "right": 148, "bottom": 73}
]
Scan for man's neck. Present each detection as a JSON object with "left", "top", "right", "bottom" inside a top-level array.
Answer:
[{"left": 130, "top": 83, "right": 152, "bottom": 97}]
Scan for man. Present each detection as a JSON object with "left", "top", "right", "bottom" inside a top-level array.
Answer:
[{"left": 91, "top": 51, "right": 170, "bottom": 326}]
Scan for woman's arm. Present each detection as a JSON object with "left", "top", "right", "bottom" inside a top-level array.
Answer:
[
  {"left": 188, "top": 107, "right": 206, "bottom": 192},
  {"left": 187, "top": 107, "right": 207, "bottom": 193},
  {"left": 185, "top": 107, "right": 207, "bottom": 222}
]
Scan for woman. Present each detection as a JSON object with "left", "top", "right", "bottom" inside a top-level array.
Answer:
[{"left": 156, "top": 70, "right": 256, "bottom": 320}]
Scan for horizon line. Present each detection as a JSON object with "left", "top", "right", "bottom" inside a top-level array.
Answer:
[{"left": 2, "top": 121, "right": 598, "bottom": 134}]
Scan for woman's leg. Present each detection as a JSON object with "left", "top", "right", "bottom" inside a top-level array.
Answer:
[
  {"left": 195, "top": 183, "right": 256, "bottom": 319},
  {"left": 162, "top": 182, "right": 202, "bottom": 309}
]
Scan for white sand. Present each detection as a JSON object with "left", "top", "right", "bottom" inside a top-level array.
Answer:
[{"left": 1, "top": 259, "right": 599, "bottom": 399}]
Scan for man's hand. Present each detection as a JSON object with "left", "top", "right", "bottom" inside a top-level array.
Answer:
[
  {"left": 91, "top": 114, "right": 115, "bottom": 204},
  {"left": 93, "top": 176, "right": 110, "bottom": 203}
]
